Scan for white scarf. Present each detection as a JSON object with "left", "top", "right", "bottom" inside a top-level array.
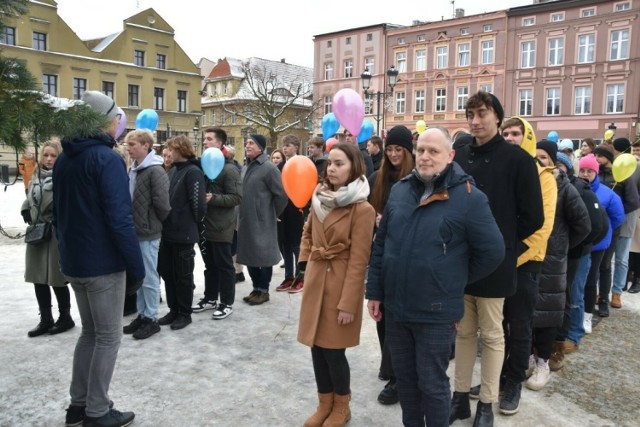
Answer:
[{"left": 311, "top": 176, "right": 370, "bottom": 223}]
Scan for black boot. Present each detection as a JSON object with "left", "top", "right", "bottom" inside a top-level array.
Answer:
[
  {"left": 473, "top": 401, "right": 494, "bottom": 427},
  {"left": 28, "top": 311, "right": 54, "bottom": 337},
  {"left": 629, "top": 277, "right": 640, "bottom": 293},
  {"left": 48, "top": 308, "right": 75, "bottom": 335},
  {"left": 449, "top": 391, "right": 471, "bottom": 425}
]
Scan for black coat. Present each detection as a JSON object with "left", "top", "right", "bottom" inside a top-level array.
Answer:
[
  {"left": 567, "top": 175, "right": 607, "bottom": 258},
  {"left": 454, "top": 133, "right": 544, "bottom": 298}
]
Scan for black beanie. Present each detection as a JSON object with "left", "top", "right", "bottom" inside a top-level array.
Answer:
[
  {"left": 536, "top": 139, "right": 558, "bottom": 165},
  {"left": 385, "top": 125, "right": 413, "bottom": 153},
  {"left": 250, "top": 134, "right": 267, "bottom": 151},
  {"left": 488, "top": 93, "right": 505, "bottom": 127},
  {"left": 613, "top": 137, "right": 631, "bottom": 153},
  {"left": 593, "top": 145, "right": 614, "bottom": 164}
]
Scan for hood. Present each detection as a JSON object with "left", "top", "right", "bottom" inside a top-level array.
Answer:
[
  {"left": 131, "top": 151, "right": 163, "bottom": 172},
  {"left": 513, "top": 117, "right": 537, "bottom": 157},
  {"left": 407, "top": 161, "right": 475, "bottom": 193},
  {"left": 61, "top": 132, "right": 115, "bottom": 158}
]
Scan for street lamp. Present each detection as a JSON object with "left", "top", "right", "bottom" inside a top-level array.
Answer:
[
  {"left": 361, "top": 65, "right": 399, "bottom": 136},
  {"left": 193, "top": 126, "right": 200, "bottom": 152}
]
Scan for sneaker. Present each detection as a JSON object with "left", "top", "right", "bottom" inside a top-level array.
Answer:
[
  {"left": 526, "top": 361, "right": 551, "bottom": 391},
  {"left": 598, "top": 299, "right": 610, "bottom": 317},
  {"left": 525, "top": 354, "right": 536, "bottom": 378},
  {"left": 275, "top": 278, "right": 294, "bottom": 292},
  {"left": 132, "top": 319, "right": 160, "bottom": 340},
  {"left": 170, "top": 314, "right": 192, "bottom": 330},
  {"left": 377, "top": 379, "right": 398, "bottom": 405},
  {"left": 83, "top": 408, "right": 134, "bottom": 427},
  {"left": 157, "top": 311, "right": 177, "bottom": 326},
  {"left": 248, "top": 292, "right": 270, "bottom": 305},
  {"left": 211, "top": 304, "right": 233, "bottom": 320},
  {"left": 192, "top": 298, "right": 218, "bottom": 312},
  {"left": 583, "top": 312, "right": 593, "bottom": 334},
  {"left": 123, "top": 315, "right": 144, "bottom": 335},
  {"left": 498, "top": 379, "right": 521, "bottom": 415},
  {"left": 236, "top": 272, "right": 246, "bottom": 283},
  {"left": 65, "top": 405, "right": 85, "bottom": 427},
  {"left": 243, "top": 290, "right": 260, "bottom": 303},
  {"left": 288, "top": 279, "right": 304, "bottom": 293}
]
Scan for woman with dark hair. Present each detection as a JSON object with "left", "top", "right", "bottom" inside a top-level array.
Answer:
[
  {"left": 367, "top": 125, "right": 415, "bottom": 405},
  {"left": 298, "top": 143, "right": 376, "bottom": 427},
  {"left": 22, "top": 139, "right": 76, "bottom": 337},
  {"left": 270, "top": 149, "right": 286, "bottom": 168},
  {"left": 579, "top": 138, "right": 596, "bottom": 158}
]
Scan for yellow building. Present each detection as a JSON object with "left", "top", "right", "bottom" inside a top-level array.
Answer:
[{"left": 0, "top": 0, "right": 201, "bottom": 145}]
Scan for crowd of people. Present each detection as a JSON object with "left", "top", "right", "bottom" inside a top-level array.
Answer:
[{"left": 18, "top": 89, "right": 640, "bottom": 427}]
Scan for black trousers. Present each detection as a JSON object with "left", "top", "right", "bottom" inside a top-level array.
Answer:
[
  {"left": 201, "top": 240, "right": 235, "bottom": 306},
  {"left": 311, "top": 346, "right": 350, "bottom": 395},
  {"left": 158, "top": 241, "right": 195, "bottom": 315}
]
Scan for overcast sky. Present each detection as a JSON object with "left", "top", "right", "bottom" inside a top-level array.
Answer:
[{"left": 56, "top": 0, "right": 533, "bottom": 68}]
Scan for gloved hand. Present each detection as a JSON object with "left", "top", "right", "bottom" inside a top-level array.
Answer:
[
  {"left": 21, "top": 209, "right": 32, "bottom": 225},
  {"left": 126, "top": 275, "right": 144, "bottom": 296}
]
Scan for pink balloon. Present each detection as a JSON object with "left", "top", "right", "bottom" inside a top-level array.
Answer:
[
  {"left": 115, "top": 107, "right": 127, "bottom": 139},
  {"left": 326, "top": 137, "right": 339, "bottom": 151},
  {"left": 333, "top": 89, "right": 364, "bottom": 137}
]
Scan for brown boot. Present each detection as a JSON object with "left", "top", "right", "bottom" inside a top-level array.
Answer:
[
  {"left": 322, "top": 393, "right": 351, "bottom": 427},
  {"left": 303, "top": 393, "right": 333, "bottom": 427},
  {"left": 611, "top": 293, "right": 622, "bottom": 309},
  {"left": 549, "top": 341, "right": 565, "bottom": 371}
]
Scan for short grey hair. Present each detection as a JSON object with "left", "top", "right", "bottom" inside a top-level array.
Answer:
[{"left": 420, "top": 126, "right": 453, "bottom": 149}]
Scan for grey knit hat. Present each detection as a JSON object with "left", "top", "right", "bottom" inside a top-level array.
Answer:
[{"left": 81, "top": 91, "right": 118, "bottom": 120}]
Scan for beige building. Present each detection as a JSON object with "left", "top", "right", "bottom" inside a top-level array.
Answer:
[{"left": 0, "top": 0, "right": 201, "bottom": 147}]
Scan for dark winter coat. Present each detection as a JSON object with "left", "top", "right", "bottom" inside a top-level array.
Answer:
[
  {"left": 162, "top": 159, "right": 207, "bottom": 244},
  {"left": 533, "top": 170, "right": 590, "bottom": 328},
  {"left": 311, "top": 154, "right": 327, "bottom": 179},
  {"left": 359, "top": 143, "right": 374, "bottom": 177},
  {"left": 53, "top": 132, "right": 144, "bottom": 281},
  {"left": 591, "top": 176, "right": 625, "bottom": 252},
  {"left": 202, "top": 159, "right": 242, "bottom": 243},
  {"left": 130, "top": 156, "right": 170, "bottom": 241},
  {"left": 567, "top": 176, "right": 607, "bottom": 258},
  {"left": 371, "top": 151, "right": 383, "bottom": 171},
  {"left": 454, "top": 133, "right": 544, "bottom": 298},
  {"left": 366, "top": 163, "right": 505, "bottom": 324}
]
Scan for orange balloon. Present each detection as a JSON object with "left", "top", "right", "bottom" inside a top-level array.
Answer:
[
  {"left": 282, "top": 155, "right": 318, "bottom": 208},
  {"left": 326, "top": 137, "right": 339, "bottom": 151}
]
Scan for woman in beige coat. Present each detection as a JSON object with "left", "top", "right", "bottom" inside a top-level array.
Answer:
[{"left": 298, "top": 143, "right": 376, "bottom": 427}]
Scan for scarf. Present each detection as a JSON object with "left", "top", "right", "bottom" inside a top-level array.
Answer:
[{"left": 311, "top": 176, "right": 370, "bottom": 223}]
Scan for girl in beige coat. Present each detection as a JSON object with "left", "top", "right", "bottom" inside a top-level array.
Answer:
[{"left": 297, "top": 143, "right": 376, "bottom": 427}]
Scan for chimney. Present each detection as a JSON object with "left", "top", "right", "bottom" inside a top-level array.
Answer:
[
  {"left": 281, "top": 58, "right": 286, "bottom": 63},
  {"left": 455, "top": 8, "right": 465, "bottom": 17}
]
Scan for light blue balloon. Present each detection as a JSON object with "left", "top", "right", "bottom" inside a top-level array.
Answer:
[
  {"left": 201, "top": 147, "right": 225, "bottom": 180},
  {"left": 547, "top": 131, "right": 559, "bottom": 143},
  {"left": 135, "top": 109, "right": 159, "bottom": 131},
  {"left": 357, "top": 121, "right": 375, "bottom": 143},
  {"left": 321, "top": 113, "right": 340, "bottom": 141}
]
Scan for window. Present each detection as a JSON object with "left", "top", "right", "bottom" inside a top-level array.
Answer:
[
  {"left": 102, "top": 81, "right": 114, "bottom": 99},
  {"left": 324, "top": 95, "right": 332, "bottom": 114},
  {"left": 548, "top": 37, "right": 564, "bottom": 66},
  {"left": 128, "top": 84, "right": 139, "bottom": 107},
  {"left": 551, "top": 13, "right": 564, "bottom": 22},
  {"left": 154, "top": 87, "right": 164, "bottom": 110},
  {"left": 365, "top": 57, "right": 374, "bottom": 72},
  {"left": 364, "top": 93, "right": 373, "bottom": 115},
  {"left": 436, "top": 46, "right": 448, "bottom": 69},
  {"left": 1, "top": 27, "right": 16, "bottom": 45},
  {"left": 177, "top": 90, "right": 187, "bottom": 113},
  {"left": 606, "top": 84, "right": 625, "bottom": 113},
  {"left": 458, "top": 43, "right": 470, "bottom": 67},
  {"left": 519, "top": 89, "right": 533, "bottom": 116},
  {"left": 327, "top": 40, "right": 332, "bottom": 48},
  {"left": 396, "top": 52, "right": 407, "bottom": 73},
  {"left": 134, "top": 50, "right": 145, "bottom": 66},
  {"left": 523, "top": 17, "right": 535, "bottom": 26},
  {"left": 344, "top": 60, "right": 353, "bottom": 78},
  {"left": 72, "top": 78, "right": 86, "bottom": 100},
  {"left": 398, "top": 37, "right": 406, "bottom": 45},
  {"left": 457, "top": 87, "right": 469, "bottom": 111},
  {"left": 482, "top": 40, "right": 494, "bottom": 64},
  {"left": 435, "top": 88, "right": 446, "bottom": 112},
  {"left": 610, "top": 29, "right": 629, "bottom": 60},
  {"left": 415, "top": 90, "right": 425, "bottom": 113},
  {"left": 574, "top": 86, "right": 592, "bottom": 114},
  {"left": 415, "top": 49, "right": 426, "bottom": 71},
  {"left": 32, "top": 32, "right": 46, "bottom": 51},
  {"left": 324, "top": 63, "right": 333, "bottom": 80},
  {"left": 483, "top": 24, "right": 493, "bottom": 32},
  {"left": 460, "top": 28, "right": 469, "bottom": 36},
  {"left": 223, "top": 82, "right": 228, "bottom": 95},
  {"left": 230, "top": 112, "right": 236, "bottom": 125},
  {"left": 156, "top": 54, "right": 166, "bottom": 69},
  {"left": 366, "top": 33, "right": 373, "bottom": 41},
  {"left": 395, "top": 91, "right": 406, "bottom": 114},
  {"left": 616, "top": 2, "right": 631, "bottom": 11},
  {"left": 521, "top": 41, "right": 536, "bottom": 68},
  {"left": 546, "top": 87, "right": 561, "bottom": 115},
  {"left": 220, "top": 109, "right": 226, "bottom": 125},
  {"left": 212, "top": 84, "right": 218, "bottom": 96},
  {"left": 578, "top": 34, "right": 595, "bottom": 63},
  {"left": 346, "top": 37, "right": 351, "bottom": 45},
  {"left": 582, "top": 8, "right": 595, "bottom": 17},
  {"left": 480, "top": 83, "right": 493, "bottom": 93},
  {"left": 42, "top": 74, "right": 57, "bottom": 96},
  {"left": 417, "top": 34, "right": 426, "bottom": 41}
]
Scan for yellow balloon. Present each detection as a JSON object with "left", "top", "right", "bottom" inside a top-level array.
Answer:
[
  {"left": 612, "top": 153, "right": 637, "bottom": 182},
  {"left": 604, "top": 129, "right": 615, "bottom": 140},
  {"left": 416, "top": 120, "right": 427, "bottom": 134}
]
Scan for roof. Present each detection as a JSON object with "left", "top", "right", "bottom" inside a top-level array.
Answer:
[{"left": 89, "top": 32, "right": 122, "bottom": 53}]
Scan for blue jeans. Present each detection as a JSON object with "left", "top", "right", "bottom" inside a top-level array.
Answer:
[
  {"left": 67, "top": 271, "right": 125, "bottom": 418},
  {"left": 386, "top": 312, "right": 455, "bottom": 427},
  {"left": 567, "top": 254, "right": 591, "bottom": 345},
  {"left": 612, "top": 235, "right": 632, "bottom": 295},
  {"left": 247, "top": 266, "right": 273, "bottom": 292},
  {"left": 137, "top": 239, "right": 161, "bottom": 320}
]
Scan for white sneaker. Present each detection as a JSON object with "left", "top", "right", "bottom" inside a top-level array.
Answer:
[
  {"left": 211, "top": 304, "right": 233, "bottom": 320},
  {"left": 525, "top": 354, "right": 536, "bottom": 378},
  {"left": 583, "top": 312, "right": 593, "bottom": 334},
  {"left": 192, "top": 298, "right": 218, "bottom": 313},
  {"left": 526, "top": 361, "right": 550, "bottom": 391}
]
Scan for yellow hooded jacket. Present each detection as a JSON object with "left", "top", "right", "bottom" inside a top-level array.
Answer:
[{"left": 513, "top": 117, "right": 558, "bottom": 267}]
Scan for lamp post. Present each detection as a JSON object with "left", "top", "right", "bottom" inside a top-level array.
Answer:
[
  {"left": 193, "top": 126, "right": 200, "bottom": 152},
  {"left": 360, "top": 65, "right": 399, "bottom": 136}
]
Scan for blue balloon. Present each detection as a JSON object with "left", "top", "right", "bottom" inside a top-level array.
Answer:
[
  {"left": 357, "top": 121, "right": 375, "bottom": 143},
  {"left": 547, "top": 131, "right": 559, "bottom": 143},
  {"left": 321, "top": 113, "right": 340, "bottom": 141},
  {"left": 201, "top": 147, "right": 225, "bottom": 180},
  {"left": 135, "top": 109, "right": 159, "bottom": 131}
]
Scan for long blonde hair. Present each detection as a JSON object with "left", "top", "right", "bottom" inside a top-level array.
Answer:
[{"left": 38, "top": 138, "right": 62, "bottom": 165}]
